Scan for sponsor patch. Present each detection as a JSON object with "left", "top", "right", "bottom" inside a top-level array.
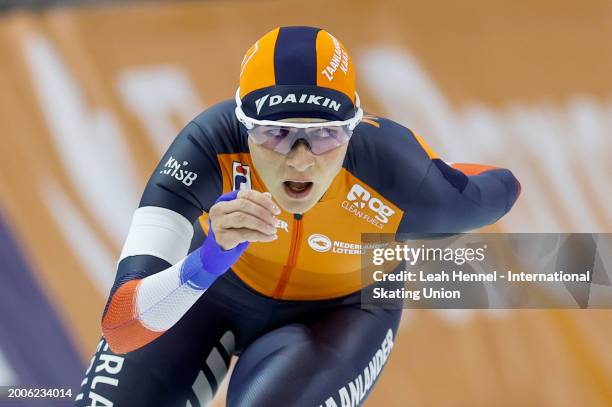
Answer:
[
  {"left": 232, "top": 162, "right": 252, "bottom": 191},
  {"left": 159, "top": 156, "right": 198, "bottom": 186}
]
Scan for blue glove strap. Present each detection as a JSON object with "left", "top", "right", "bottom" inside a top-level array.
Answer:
[{"left": 181, "top": 190, "right": 249, "bottom": 289}]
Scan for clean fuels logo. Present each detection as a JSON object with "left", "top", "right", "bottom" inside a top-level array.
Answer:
[{"left": 342, "top": 183, "right": 395, "bottom": 229}]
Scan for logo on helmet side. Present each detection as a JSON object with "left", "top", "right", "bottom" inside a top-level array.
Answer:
[
  {"left": 254, "top": 94, "right": 342, "bottom": 115},
  {"left": 321, "top": 34, "right": 349, "bottom": 81}
]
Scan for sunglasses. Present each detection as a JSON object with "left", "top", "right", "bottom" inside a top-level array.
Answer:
[{"left": 234, "top": 88, "right": 363, "bottom": 155}]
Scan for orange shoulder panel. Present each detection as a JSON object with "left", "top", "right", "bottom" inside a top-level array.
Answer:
[
  {"left": 412, "top": 132, "right": 438, "bottom": 159},
  {"left": 450, "top": 163, "right": 498, "bottom": 175}
]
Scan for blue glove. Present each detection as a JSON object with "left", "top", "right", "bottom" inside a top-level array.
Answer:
[{"left": 180, "top": 190, "right": 249, "bottom": 289}]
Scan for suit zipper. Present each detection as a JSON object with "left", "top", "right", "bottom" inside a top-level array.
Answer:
[{"left": 272, "top": 213, "right": 303, "bottom": 299}]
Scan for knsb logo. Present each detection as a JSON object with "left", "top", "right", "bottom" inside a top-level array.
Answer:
[
  {"left": 159, "top": 156, "right": 198, "bottom": 186},
  {"left": 308, "top": 234, "right": 332, "bottom": 253},
  {"left": 343, "top": 184, "right": 395, "bottom": 227},
  {"left": 255, "top": 94, "right": 342, "bottom": 115},
  {"left": 232, "top": 162, "right": 252, "bottom": 191}
]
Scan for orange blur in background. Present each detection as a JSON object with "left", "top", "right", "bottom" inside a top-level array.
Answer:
[{"left": 0, "top": 0, "right": 610, "bottom": 405}]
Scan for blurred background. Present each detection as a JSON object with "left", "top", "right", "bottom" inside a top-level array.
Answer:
[{"left": 0, "top": 0, "right": 611, "bottom": 405}]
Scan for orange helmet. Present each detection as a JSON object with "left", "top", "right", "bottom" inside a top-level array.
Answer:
[{"left": 237, "top": 26, "right": 359, "bottom": 123}]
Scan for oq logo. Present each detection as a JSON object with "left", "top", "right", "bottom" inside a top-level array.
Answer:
[
  {"left": 308, "top": 234, "right": 332, "bottom": 252},
  {"left": 347, "top": 184, "right": 395, "bottom": 224},
  {"left": 232, "top": 162, "right": 252, "bottom": 191}
]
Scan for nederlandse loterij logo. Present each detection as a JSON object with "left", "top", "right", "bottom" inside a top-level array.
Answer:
[
  {"left": 159, "top": 156, "right": 198, "bottom": 186},
  {"left": 255, "top": 94, "right": 342, "bottom": 115},
  {"left": 308, "top": 234, "right": 384, "bottom": 255},
  {"left": 343, "top": 183, "right": 396, "bottom": 227},
  {"left": 308, "top": 234, "right": 332, "bottom": 252},
  {"left": 232, "top": 162, "right": 252, "bottom": 191}
]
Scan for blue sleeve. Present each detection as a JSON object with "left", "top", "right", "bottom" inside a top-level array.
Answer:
[
  {"left": 403, "top": 159, "right": 521, "bottom": 233},
  {"left": 109, "top": 101, "right": 238, "bottom": 300},
  {"left": 346, "top": 117, "right": 521, "bottom": 234}
]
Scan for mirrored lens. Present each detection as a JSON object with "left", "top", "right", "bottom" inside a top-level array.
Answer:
[{"left": 248, "top": 125, "right": 352, "bottom": 155}]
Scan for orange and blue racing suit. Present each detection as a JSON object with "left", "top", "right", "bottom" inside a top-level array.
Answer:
[{"left": 75, "top": 100, "right": 520, "bottom": 407}]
